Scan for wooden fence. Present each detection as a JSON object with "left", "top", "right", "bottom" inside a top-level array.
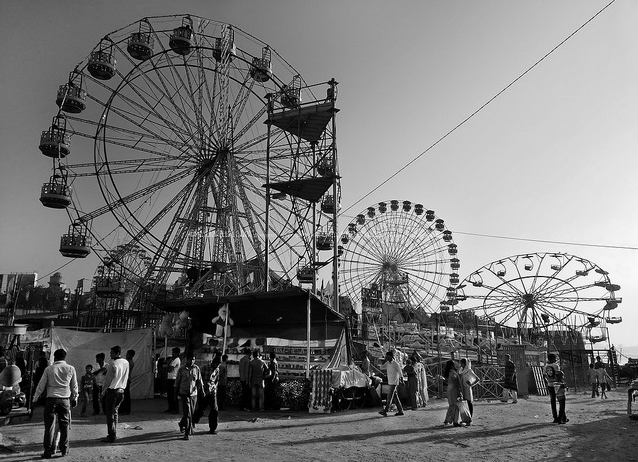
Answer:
[{"left": 424, "top": 364, "right": 505, "bottom": 400}]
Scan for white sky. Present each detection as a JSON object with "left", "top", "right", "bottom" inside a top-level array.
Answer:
[{"left": 0, "top": 1, "right": 636, "bottom": 350}]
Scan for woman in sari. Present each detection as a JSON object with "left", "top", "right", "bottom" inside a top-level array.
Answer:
[
  {"left": 459, "top": 358, "right": 475, "bottom": 421},
  {"left": 412, "top": 352, "right": 428, "bottom": 407},
  {"left": 443, "top": 360, "right": 462, "bottom": 427}
]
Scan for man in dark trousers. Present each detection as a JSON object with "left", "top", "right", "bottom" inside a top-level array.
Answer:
[
  {"left": 194, "top": 354, "right": 221, "bottom": 434},
  {"left": 33, "top": 348, "right": 78, "bottom": 459},
  {"left": 544, "top": 353, "right": 561, "bottom": 423},
  {"left": 101, "top": 345, "right": 130, "bottom": 443},
  {"left": 120, "top": 349, "right": 135, "bottom": 415},
  {"left": 165, "top": 347, "right": 181, "bottom": 413},
  {"left": 238, "top": 348, "right": 251, "bottom": 411}
]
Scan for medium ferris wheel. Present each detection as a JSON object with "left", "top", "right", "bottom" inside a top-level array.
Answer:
[
  {"left": 38, "top": 14, "right": 339, "bottom": 316},
  {"left": 454, "top": 253, "right": 622, "bottom": 342},
  {"left": 339, "top": 200, "right": 460, "bottom": 320}
]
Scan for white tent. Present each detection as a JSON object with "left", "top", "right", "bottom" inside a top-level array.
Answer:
[{"left": 30, "top": 327, "right": 154, "bottom": 399}]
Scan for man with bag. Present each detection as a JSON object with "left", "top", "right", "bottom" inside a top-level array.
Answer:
[
  {"left": 378, "top": 350, "right": 404, "bottom": 417},
  {"left": 33, "top": 348, "right": 78, "bottom": 459}
]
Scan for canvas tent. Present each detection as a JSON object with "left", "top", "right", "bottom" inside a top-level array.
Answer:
[{"left": 25, "top": 327, "right": 153, "bottom": 399}]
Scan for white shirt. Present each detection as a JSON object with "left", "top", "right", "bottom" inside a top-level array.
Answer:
[
  {"left": 381, "top": 359, "right": 403, "bottom": 385},
  {"left": 33, "top": 360, "right": 78, "bottom": 401},
  {"left": 167, "top": 357, "right": 181, "bottom": 380},
  {"left": 103, "top": 357, "right": 129, "bottom": 391}
]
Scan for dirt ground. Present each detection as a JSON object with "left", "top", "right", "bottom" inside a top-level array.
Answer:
[{"left": 1, "top": 389, "right": 636, "bottom": 462}]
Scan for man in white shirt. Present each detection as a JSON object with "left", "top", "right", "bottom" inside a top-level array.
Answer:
[
  {"left": 165, "top": 347, "right": 181, "bottom": 413},
  {"left": 33, "top": 348, "right": 78, "bottom": 459},
  {"left": 100, "top": 345, "right": 130, "bottom": 443},
  {"left": 379, "top": 350, "right": 405, "bottom": 417}
]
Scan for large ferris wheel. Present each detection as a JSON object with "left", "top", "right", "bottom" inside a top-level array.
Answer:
[
  {"left": 38, "top": 14, "right": 340, "bottom": 325},
  {"left": 454, "top": 253, "right": 622, "bottom": 346},
  {"left": 339, "top": 200, "right": 460, "bottom": 323}
]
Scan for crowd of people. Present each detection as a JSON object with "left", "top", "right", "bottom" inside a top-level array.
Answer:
[{"left": 17, "top": 343, "right": 621, "bottom": 458}]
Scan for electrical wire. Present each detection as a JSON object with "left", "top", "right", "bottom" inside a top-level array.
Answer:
[
  {"left": 340, "top": 0, "right": 617, "bottom": 216},
  {"left": 453, "top": 230, "right": 638, "bottom": 251}
]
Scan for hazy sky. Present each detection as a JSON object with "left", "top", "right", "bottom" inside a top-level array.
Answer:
[{"left": 0, "top": 1, "right": 636, "bottom": 349}]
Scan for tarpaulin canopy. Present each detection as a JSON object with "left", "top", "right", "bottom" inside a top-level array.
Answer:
[
  {"left": 46, "top": 328, "right": 153, "bottom": 399},
  {"left": 161, "top": 288, "right": 345, "bottom": 341}
]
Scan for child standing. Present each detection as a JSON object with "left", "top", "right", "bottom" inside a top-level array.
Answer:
[
  {"left": 80, "top": 364, "right": 94, "bottom": 417},
  {"left": 555, "top": 370, "right": 569, "bottom": 424}
]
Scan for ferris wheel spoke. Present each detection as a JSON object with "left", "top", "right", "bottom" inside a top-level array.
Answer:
[
  {"left": 182, "top": 52, "right": 212, "bottom": 148},
  {"left": 66, "top": 113, "right": 189, "bottom": 161},
  {"left": 108, "top": 169, "right": 201, "bottom": 267},
  {"left": 75, "top": 167, "right": 195, "bottom": 223},
  {"left": 402, "top": 266, "right": 447, "bottom": 292},
  {"left": 233, "top": 104, "right": 268, "bottom": 147},
  {"left": 478, "top": 281, "right": 523, "bottom": 299},
  {"left": 229, "top": 72, "right": 255, "bottom": 132},
  {"left": 110, "top": 40, "right": 204, "bottom": 139},
  {"left": 101, "top": 64, "right": 199, "bottom": 146},
  {"left": 348, "top": 227, "right": 387, "bottom": 264}
]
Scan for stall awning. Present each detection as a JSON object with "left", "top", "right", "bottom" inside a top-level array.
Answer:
[
  {"left": 158, "top": 287, "right": 345, "bottom": 340},
  {"left": 267, "top": 176, "right": 336, "bottom": 203}
]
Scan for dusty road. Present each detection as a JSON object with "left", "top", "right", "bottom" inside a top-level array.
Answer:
[{"left": 1, "top": 390, "right": 636, "bottom": 462}]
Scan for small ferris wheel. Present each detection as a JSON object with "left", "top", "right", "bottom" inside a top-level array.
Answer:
[
  {"left": 339, "top": 200, "right": 460, "bottom": 320},
  {"left": 454, "top": 253, "right": 622, "bottom": 344}
]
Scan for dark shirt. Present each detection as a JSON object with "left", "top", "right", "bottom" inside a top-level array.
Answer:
[
  {"left": 403, "top": 364, "right": 416, "bottom": 378},
  {"left": 248, "top": 357, "right": 267, "bottom": 386}
]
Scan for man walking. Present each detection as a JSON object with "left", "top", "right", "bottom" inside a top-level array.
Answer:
[
  {"left": 194, "top": 354, "right": 220, "bottom": 434},
  {"left": 100, "top": 345, "right": 130, "bottom": 443},
  {"left": 379, "top": 350, "right": 404, "bottom": 417},
  {"left": 165, "top": 347, "right": 181, "bottom": 413},
  {"left": 33, "top": 348, "right": 78, "bottom": 459},
  {"left": 93, "top": 353, "right": 107, "bottom": 415},
  {"left": 175, "top": 352, "right": 203, "bottom": 440}
]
